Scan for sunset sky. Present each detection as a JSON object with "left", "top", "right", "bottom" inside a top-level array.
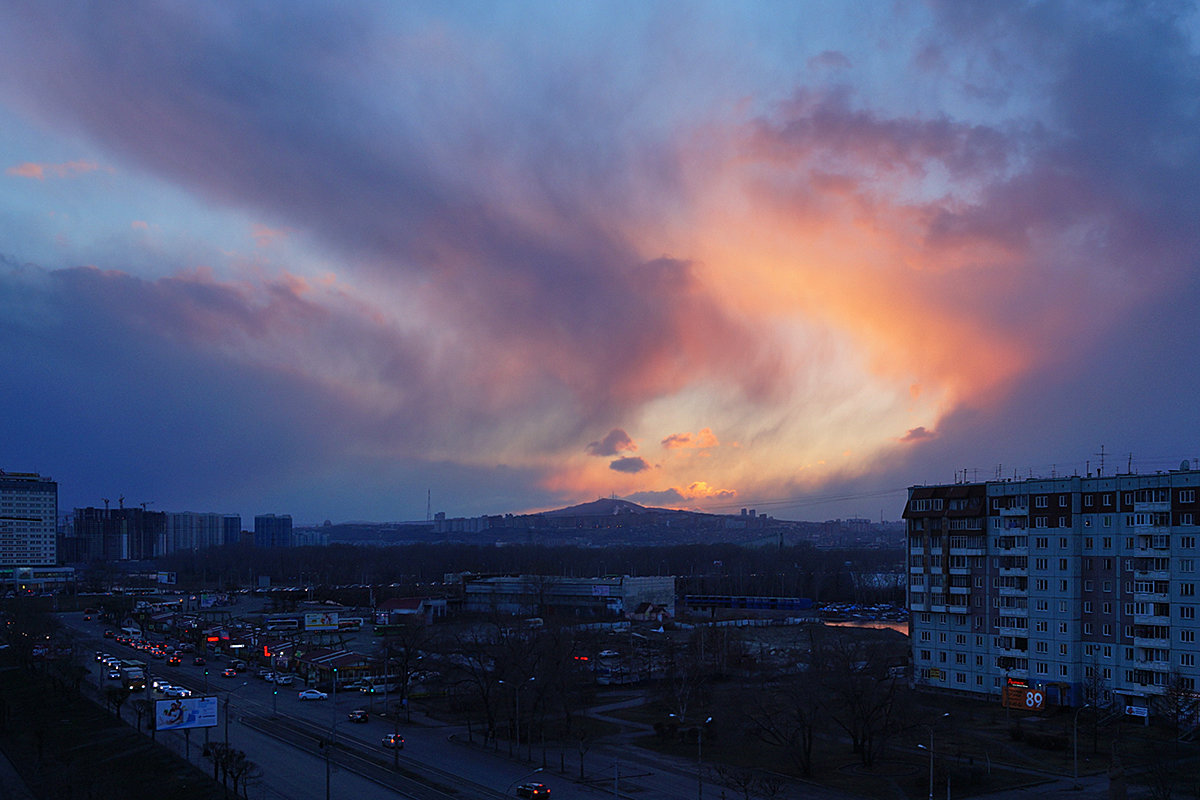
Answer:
[{"left": 3, "top": 2, "right": 1200, "bottom": 525}]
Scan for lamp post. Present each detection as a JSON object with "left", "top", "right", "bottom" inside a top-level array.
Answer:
[
  {"left": 1073, "top": 703, "right": 1091, "bottom": 789},
  {"left": 224, "top": 681, "right": 248, "bottom": 745},
  {"left": 917, "top": 713, "right": 950, "bottom": 800},
  {"left": 697, "top": 716, "right": 712, "bottom": 800}
]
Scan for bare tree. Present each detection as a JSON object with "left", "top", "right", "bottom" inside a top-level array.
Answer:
[
  {"left": 813, "top": 628, "right": 905, "bottom": 767},
  {"left": 742, "top": 673, "right": 824, "bottom": 777}
]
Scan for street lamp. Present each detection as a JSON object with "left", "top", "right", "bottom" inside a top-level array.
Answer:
[
  {"left": 917, "top": 713, "right": 951, "bottom": 800},
  {"left": 697, "top": 716, "right": 712, "bottom": 800},
  {"left": 1073, "top": 703, "right": 1092, "bottom": 789},
  {"left": 224, "top": 681, "right": 249, "bottom": 745},
  {"left": 499, "top": 677, "right": 535, "bottom": 760}
]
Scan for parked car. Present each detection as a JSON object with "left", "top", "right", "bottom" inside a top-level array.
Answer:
[
  {"left": 381, "top": 732, "right": 404, "bottom": 749},
  {"left": 298, "top": 689, "right": 328, "bottom": 701},
  {"left": 273, "top": 674, "right": 294, "bottom": 686},
  {"left": 598, "top": 650, "right": 620, "bottom": 658},
  {"left": 516, "top": 783, "right": 550, "bottom": 798},
  {"left": 347, "top": 709, "right": 368, "bottom": 723},
  {"left": 256, "top": 668, "right": 273, "bottom": 679}
]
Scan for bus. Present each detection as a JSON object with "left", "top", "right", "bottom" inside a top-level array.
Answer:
[
  {"left": 338, "top": 618, "right": 363, "bottom": 632},
  {"left": 121, "top": 627, "right": 143, "bottom": 641},
  {"left": 265, "top": 618, "right": 299, "bottom": 631}
]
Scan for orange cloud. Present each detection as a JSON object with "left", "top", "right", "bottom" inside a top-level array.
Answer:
[
  {"left": 6, "top": 160, "right": 105, "bottom": 180},
  {"left": 251, "top": 223, "right": 289, "bottom": 247},
  {"left": 662, "top": 427, "right": 719, "bottom": 449}
]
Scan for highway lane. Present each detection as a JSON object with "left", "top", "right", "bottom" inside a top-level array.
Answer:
[{"left": 61, "top": 611, "right": 612, "bottom": 800}]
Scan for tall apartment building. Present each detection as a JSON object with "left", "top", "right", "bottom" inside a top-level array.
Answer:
[
  {"left": 68, "top": 506, "right": 167, "bottom": 561},
  {"left": 254, "top": 514, "right": 293, "bottom": 548},
  {"left": 0, "top": 471, "right": 57, "bottom": 566},
  {"left": 905, "top": 470, "right": 1200, "bottom": 714},
  {"left": 166, "top": 512, "right": 242, "bottom": 553}
]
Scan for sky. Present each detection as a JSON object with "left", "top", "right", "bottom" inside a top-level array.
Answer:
[{"left": 3, "top": 1, "right": 1200, "bottom": 526}]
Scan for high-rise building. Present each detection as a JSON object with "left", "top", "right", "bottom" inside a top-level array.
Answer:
[
  {"left": 68, "top": 506, "right": 166, "bottom": 561},
  {"left": 167, "top": 512, "right": 242, "bottom": 553},
  {"left": 905, "top": 469, "right": 1200, "bottom": 715},
  {"left": 0, "top": 471, "right": 57, "bottom": 566},
  {"left": 254, "top": 514, "right": 293, "bottom": 547}
]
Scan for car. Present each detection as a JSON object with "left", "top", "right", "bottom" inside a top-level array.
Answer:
[
  {"left": 347, "top": 709, "right": 368, "bottom": 723},
  {"left": 152, "top": 679, "right": 171, "bottom": 692},
  {"left": 193, "top": 656, "right": 206, "bottom": 666},
  {"left": 273, "top": 674, "right": 294, "bottom": 686},
  {"left": 106, "top": 669, "right": 121, "bottom": 680},
  {"left": 163, "top": 686, "right": 192, "bottom": 697},
  {"left": 222, "top": 668, "right": 237, "bottom": 678},
  {"left": 232, "top": 660, "right": 247, "bottom": 672},
  {"left": 103, "top": 630, "right": 114, "bottom": 638},
  {"left": 298, "top": 690, "right": 328, "bottom": 701},
  {"left": 598, "top": 650, "right": 620, "bottom": 658},
  {"left": 260, "top": 671, "right": 275, "bottom": 682},
  {"left": 381, "top": 732, "right": 404, "bottom": 749},
  {"left": 94, "top": 651, "right": 105, "bottom": 661},
  {"left": 516, "top": 782, "right": 550, "bottom": 798},
  {"left": 167, "top": 655, "right": 181, "bottom": 665}
]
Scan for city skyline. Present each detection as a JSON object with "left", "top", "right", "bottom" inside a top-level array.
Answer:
[{"left": 3, "top": 3, "right": 1200, "bottom": 526}]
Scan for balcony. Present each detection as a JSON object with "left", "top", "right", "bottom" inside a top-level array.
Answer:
[
  {"left": 1134, "top": 569, "right": 1170, "bottom": 581},
  {"left": 999, "top": 566, "right": 1028, "bottom": 577},
  {"left": 948, "top": 585, "right": 971, "bottom": 595},
  {"left": 998, "top": 585, "right": 1028, "bottom": 597},
  {"left": 1133, "top": 634, "right": 1170, "bottom": 648},
  {"left": 996, "top": 624, "right": 1028, "bottom": 637},
  {"left": 1132, "top": 613, "right": 1171, "bottom": 627},
  {"left": 1132, "top": 589, "right": 1169, "bottom": 602}
]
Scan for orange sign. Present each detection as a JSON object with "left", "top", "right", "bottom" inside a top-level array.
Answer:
[{"left": 1003, "top": 685, "right": 1045, "bottom": 710}]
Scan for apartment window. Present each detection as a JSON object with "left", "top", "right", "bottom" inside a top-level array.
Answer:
[
  {"left": 1059, "top": 643, "right": 1068, "bottom": 655},
  {"left": 1182, "top": 559, "right": 1195, "bottom": 573},
  {"left": 1036, "top": 496, "right": 1048, "bottom": 508},
  {"left": 1103, "top": 558, "right": 1113, "bottom": 570},
  {"left": 1035, "top": 599, "right": 1049, "bottom": 611},
  {"left": 1035, "top": 517, "right": 1048, "bottom": 528},
  {"left": 1103, "top": 624, "right": 1112, "bottom": 636},
  {"left": 1035, "top": 578, "right": 1049, "bottom": 591},
  {"left": 940, "top": 652, "right": 947, "bottom": 663},
  {"left": 1058, "top": 600, "right": 1068, "bottom": 612},
  {"left": 976, "top": 655, "right": 984, "bottom": 666},
  {"left": 1036, "top": 621, "right": 1048, "bottom": 632},
  {"left": 1182, "top": 606, "right": 1196, "bottom": 620},
  {"left": 920, "top": 631, "right": 931, "bottom": 641},
  {"left": 1183, "top": 654, "right": 1196, "bottom": 668},
  {"left": 920, "top": 650, "right": 931, "bottom": 660},
  {"left": 1059, "top": 622, "right": 1068, "bottom": 634},
  {"left": 1084, "top": 622, "right": 1093, "bottom": 634},
  {"left": 1183, "top": 536, "right": 1197, "bottom": 548},
  {"left": 1084, "top": 601, "right": 1092, "bottom": 612},
  {"left": 1036, "top": 537, "right": 1049, "bottom": 549},
  {"left": 1060, "top": 495, "right": 1068, "bottom": 507},
  {"left": 1181, "top": 630, "right": 1196, "bottom": 643},
  {"left": 1060, "top": 537, "right": 1068, "bottom": 549},
  {"left": 1182, "top": 514, "right": 1195, "bottom": 526},
  {"left": 956, "top": 653, "right": 967, "bottom": 664},
  {"left": 1181, "top": 490, "right": 1196, "bottom": 504},
  {"left": 1103, "top": 494, "right": 1112, "bottom": 507},
  {"left": 1085, "top": 580, "right": 1094, "bottom": 592},
  {"left": 1124, "top": 493, "right": 1133, "bottom": 505},
  {"left": 1059, "top": 558, "right": 1069, "bottom": 570},
  {"left": 1183, "top": 583, "right": 1197, "bottom": 597},
  {"left": 939, "top": 632, "right": 947, "bottom": 643},
  {"left": 1085, "top": 538, "right": 1094, "bottom": 549},
  {"left": 1103, "top": 602, "right": 1112, "bottom": 614},
  {"left": 1035, "top": 641, "right": 1048, "bottom": 653},
  {"left": 1103, "top": 517, "right": 1113, "bottom": 528},
  {"left": 1035, "top": 558, "right": 1049, "bottom": 570},
  {"left": 1085, "top": 495, "right": 1094, "bottom": 507},
  {"left": 1084, "top": 518, "right": 1093, "bottom": 527},
  {"left": 1036, "top": 662, "right": 1049, "bottom": 675},
  {"left": 1103, "top": 581, "right": 1112, "bottom": 592},
  {"left": 1060, "top": 580, "right": 1069, "bottom": 592}
]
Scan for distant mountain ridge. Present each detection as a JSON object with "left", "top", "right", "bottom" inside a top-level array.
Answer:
[{"left": 541, "top": 497, "right": 690, "bottom": 518}]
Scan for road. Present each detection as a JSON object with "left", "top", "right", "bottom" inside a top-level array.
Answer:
[{"left": 61, "top": 611, "right": 719, "bottom": 800}]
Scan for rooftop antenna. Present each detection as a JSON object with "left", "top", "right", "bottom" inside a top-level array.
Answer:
[
  {"left": 118, "top": 495, "right": 125, "bottom": 509},
  {"left": 140, "top": 501, "right": 153, "bottom": 511},
  {"left": 102, "top": 497, "right": 110, "bottom": 511},
  {"left": 1096, "top": 445, "right": 1106, "bottom": 476},
  {"left": 1127, "top": 453, "right": 1133, "bottom": 474}
]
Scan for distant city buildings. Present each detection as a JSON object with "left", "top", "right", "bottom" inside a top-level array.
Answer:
[
  {"left": 167, "top": 512, "right": 242, "bottom": 552},
  {"left": 457, "top": 573, "right": 676, "bottom": 619},
  {"left": 905, "top": 468, "right": 1200, "bottom": 714}
]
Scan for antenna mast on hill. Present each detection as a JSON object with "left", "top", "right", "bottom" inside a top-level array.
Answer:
[{"left": 426, "top": 489, "right": 431, "bottom": 522}]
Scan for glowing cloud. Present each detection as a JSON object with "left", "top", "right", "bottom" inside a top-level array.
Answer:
[
  {"left": 662, "top": 428, "right": 719, "bottom": 450},
  {"left": 6, "top": 160, "right": 105, "bottom": 180}
]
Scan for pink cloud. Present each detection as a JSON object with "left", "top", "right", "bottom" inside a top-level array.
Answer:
[
  {"left": 6, "top": 160, "right": 105, "bottom": 180},
  {"left": 900, "top": 426, "right": 936, "bottom": 443},
  {"left": 662, "top": 427, "right": 719, "bottom": 449},
  {"left": 586, "top": 428, "right": 637, "bottom": 457}
]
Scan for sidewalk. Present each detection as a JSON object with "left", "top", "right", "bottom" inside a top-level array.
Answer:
[{"left": 0, "top": 749, "right": 35, "bottom": 800}]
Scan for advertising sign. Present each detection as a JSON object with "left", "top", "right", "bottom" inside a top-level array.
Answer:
[
  {"left": 305, "top": 611, "right": 339, "bottom": 631},
  {"left": 1124, "top": 705, "right": 1148, "bottom": 718},
  {"left": 1002, "top": 685, "right": 1045, "bottom": 710},
  {"left": 155, "top": 696, "right": 218, "bottom": 730},
  {"left": 156, "top": 571, "right": 177, "bottom": 585}
]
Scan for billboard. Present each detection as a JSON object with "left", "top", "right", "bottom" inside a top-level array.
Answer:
[
  {"left": 1002, "top": 684, "right": 1045, "bottom": 711},
  {"left": 156, "top": 571, "right": 177, "bottom": 585},
  {"left": 305, "top": 611, "right": 340, "bottom": 631},
  {"left": 155, "top": 696, "right": 218, "bottom": 730}
]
